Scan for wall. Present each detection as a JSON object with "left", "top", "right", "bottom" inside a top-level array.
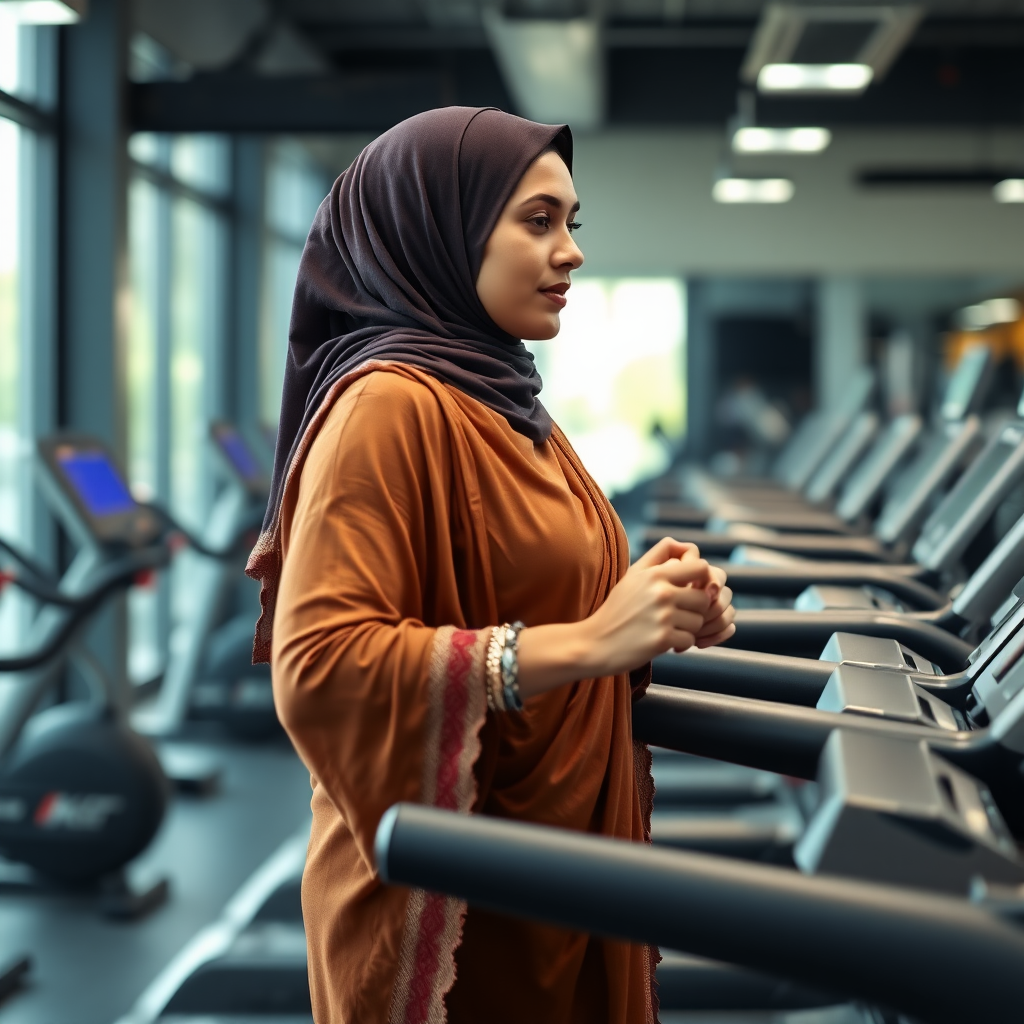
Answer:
[{"left": 571, "top": 127, "right": 1024, "bottom": 277}]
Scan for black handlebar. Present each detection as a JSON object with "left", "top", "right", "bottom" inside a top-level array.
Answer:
[
  {"left": 0, "top": 547, "right": 168, "bottom": 672},
  {"left": 139, "top": 503, "right": 264, "bottom": 560},
  {"left": 375, "top": 803, "right": 1024, "bottom": 1024},
  {"left": 720, "top": 563, "right": 947, "bottom": 610},
  {"left": 725, "top": 608, "right": 974, "bottom": 671}
]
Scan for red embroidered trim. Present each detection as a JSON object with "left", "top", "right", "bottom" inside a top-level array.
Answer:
[{"left": 390, "top": 627, "right": 487, "bottom": 1024}]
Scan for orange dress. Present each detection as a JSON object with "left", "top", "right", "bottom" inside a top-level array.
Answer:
[{"left": 267, "top": 363, "right": 658, "bottom": 1024}]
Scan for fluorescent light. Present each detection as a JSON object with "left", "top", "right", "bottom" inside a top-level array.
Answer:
[
  {"left": 713, "top": 178, "right": 794, "bottom": 204},
  {"left": 959, "top": 298, "right": 1021, "bottom": 329},
  {"left": 0, "top": 0, "right": 84, "bottom": 23},
  {"left": 732, "top": 126, "right": 831, "bottom": 154},
  {"left": 994, "top": 179, "right": 1024, "bottom": 203},
  {"left": 757, "top": 63, "right": 873, "bottom": 95}
]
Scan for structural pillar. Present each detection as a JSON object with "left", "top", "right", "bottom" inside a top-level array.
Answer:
[
  {"left": 58, "top": 0, "right": 131, "bottom": 699},
  {"left": 815, "top": 276, "right": 867, "bottom": 411}
]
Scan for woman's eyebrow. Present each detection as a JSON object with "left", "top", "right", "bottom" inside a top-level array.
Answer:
[{"left": 518, "top": 193, "right": 582, "bottom": 214}]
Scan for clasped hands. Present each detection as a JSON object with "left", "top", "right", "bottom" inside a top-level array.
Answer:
[
  {"left": 637, "top": 537, "right": 736, "bottom": 651},
  {"left": 583, "top": 537, "right": 736, "bottom": 678}
]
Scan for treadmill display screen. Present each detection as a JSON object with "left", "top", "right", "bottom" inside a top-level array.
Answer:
[
  {"left": 941, "top": 345, "right": 989, "bottom": 422},
  {"left": 56, "top": 448, "right": 136, "bottom": 517},
  {"left": 215, "top": 428, "right": 262, "bottom": 484},
  {"left": 920, "top": 432, "right": 1017, "bottom": 545}
]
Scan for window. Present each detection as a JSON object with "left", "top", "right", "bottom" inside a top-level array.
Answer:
[
  {"left": 0, "top": 20, "right": 56, "bottom": 652},
  {"left": 259, "top": 142, "right": 327, "bottom": 428},
  {"left": 0, "top": 117, "right": 19, "bottom": 554},
  {"left": 126, "top": 132, "right": 230, "bottom": 681},
  {"left": 533, "top": 277, "right": 686, "bottom": 496}
]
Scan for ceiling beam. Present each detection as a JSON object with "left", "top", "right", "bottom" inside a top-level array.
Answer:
[{"left": 130, "top": 73, "right": 448, "bottom": 132}]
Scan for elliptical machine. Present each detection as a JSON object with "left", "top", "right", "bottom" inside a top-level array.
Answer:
[
  {"left": 133, "top": 422, "right": 276, "bottom": 741},
  {"left": 0, "top": 437, "right": 175, "bottom": 917}
]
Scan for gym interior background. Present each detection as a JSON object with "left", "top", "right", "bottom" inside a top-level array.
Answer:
[{"left": 2, "top": 1, "right": 1024, "bottom": 1022}]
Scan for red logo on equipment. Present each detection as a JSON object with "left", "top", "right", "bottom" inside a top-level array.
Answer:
[{"left": 33, "top": 792, "right": 125, "bottom": 831}]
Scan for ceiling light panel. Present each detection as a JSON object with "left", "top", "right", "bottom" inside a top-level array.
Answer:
[
  {"left": 758, "top": 63, "right": 872, "bottom": 94},
  {"left": 713, "top": 178, "right": 795, "bottom": 204},
  {"left": 742, "top": 4, "right": 922, "bottom": 91},
  {"left": 994, "top": 179, "right": 1024, "bottom": 204},
  {"left": 732, "top": 126, "right": 831, "bottom": 153},
  {"left": 0, "top": 0, "right": 85, "bottom": 23}
]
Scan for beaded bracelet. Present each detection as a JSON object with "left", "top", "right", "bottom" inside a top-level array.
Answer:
[
  {"left": 500, "top": 621, "right": 525, "bottom": 712},
  {"left": 485, "top": 625, "right": 507, "bottom": 713}
]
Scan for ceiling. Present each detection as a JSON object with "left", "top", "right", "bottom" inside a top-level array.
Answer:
[{"left": 130, "top": 1, "right": 1024, "bottom": 133}]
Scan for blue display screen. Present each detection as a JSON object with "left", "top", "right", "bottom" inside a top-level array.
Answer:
[
  {"left": 56, "top": 449, "right": 136, "bottom": 517},
  {"left": 216, "top": 429, "right": 263, "bottom": 483}
]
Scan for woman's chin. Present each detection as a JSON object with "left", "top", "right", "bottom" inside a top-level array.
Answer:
[{"left": 522, "top": 315, "right": 561, "bottom": 342}]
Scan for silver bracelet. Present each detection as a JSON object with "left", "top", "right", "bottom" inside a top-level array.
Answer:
[{"left": 500, "top": 621, "right": 525, "bottom": 712}]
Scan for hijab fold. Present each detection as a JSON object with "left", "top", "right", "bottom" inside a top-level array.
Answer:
[{"left": 262, "top": 106, "right": 574, "bottom": 534}]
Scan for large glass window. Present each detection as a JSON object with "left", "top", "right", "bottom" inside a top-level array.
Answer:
[
  {"left": 533, "top": 277, "right": 686, "bottom": 496},
  {"left": 126, "top": 133, "right": 230, "bottom": 681},
  {"left": 0, "top": 117, "right": 19, "bottom": 553},
  {"left": 0, "top": 22, "right": 55, "bottom": 652},
  {"left": 259, "top": 143, "right": 327, "bottom": 428}
]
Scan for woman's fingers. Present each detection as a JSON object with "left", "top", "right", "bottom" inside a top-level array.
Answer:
[
  {"left": 698, "top": 604, "right": 735, "bottom": 638},
  {"left": 669, "top": 628, "right": 698, "bottom": 652},
  {"left": 634, "top": 537, "right": 699, "bottom": 569},
  {"left": 671, "top": 608, "right": 706, "bottom": 636},
  {"left": 701, "top": 587, "right": 734, "bottom": 627},
  {"left": 696, "top": 622, "right": 736, "bottom": 648},
  {"left": 659, "top": 556, "right": 713, "bottom": 590}
]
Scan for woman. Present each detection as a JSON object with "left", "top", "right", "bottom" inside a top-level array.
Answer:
[{"left": 247, "top": 106, "right": 735, "bottom": 1024}]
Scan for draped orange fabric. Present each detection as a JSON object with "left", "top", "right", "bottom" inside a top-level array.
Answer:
[{"left": 270, "top": 364, "right": 658, "bottom": 1024}]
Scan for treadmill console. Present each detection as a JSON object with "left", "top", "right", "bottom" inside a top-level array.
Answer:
[
  {"left": 210, "top": 422, "right": 270, "bottom": 497},
  {"left": 873, "top": 416, "right": 982, "bottom": 548},
  {"left": 968, "top": 625, "right": 1024, "bottom": 748},
  {"left": 940, "top": 344, "right": 993, "bottom": 422},
  {"left": 911, "top": 422, "right": 1024, "bottom": 571},
  {"left": 795, "top": 730, "right": 1024, "bottom": 894},
  {"left": 37, "top": 436, "right": 161, "bottom": 548}
]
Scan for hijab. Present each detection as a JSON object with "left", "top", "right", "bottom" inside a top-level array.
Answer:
[{"left": 263, "top": 105, "right": 573, "bottom": 533}]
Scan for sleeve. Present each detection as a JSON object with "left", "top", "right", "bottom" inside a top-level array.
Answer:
[{"left": 272, "top": 372, "right": 490, "bottom": 872}]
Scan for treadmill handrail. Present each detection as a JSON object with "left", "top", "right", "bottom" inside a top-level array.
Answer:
[
  {"left": 726, "top": 608, "right": 973, "bottom": 672},
  {"left": 631, "top": 683, "right": 979, "bottom": 780},
  {"left": 654, "top": 647, "right": 835, "bottom": 706},
  {"left": 376, "top": 802, "right": 1024, "bottom": 1024},
  {"left": 719, "top": 563, "right": 946, "bottom": 609},
  {"left": 643, "top": 526, "right": 892, "bottom": 562}
]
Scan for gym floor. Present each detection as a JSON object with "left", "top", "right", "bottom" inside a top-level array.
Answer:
[{"left": 0, "top": 735, "right": 312, "bottom": 1024}]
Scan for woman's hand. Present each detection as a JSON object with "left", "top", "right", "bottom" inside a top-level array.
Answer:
[
  {"left": 515, "top": 539, "right": 728, "bottom": 700},
  {"left": 579, "top": 537, "right": 714, "bottom": 677},
  {"left": 696, "top": 563, "right": 736, "bottom": 648}
]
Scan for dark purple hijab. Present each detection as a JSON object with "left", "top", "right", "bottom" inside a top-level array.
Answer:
[{"left": 263, "top": 105, "right": 573, "bottom": 532}]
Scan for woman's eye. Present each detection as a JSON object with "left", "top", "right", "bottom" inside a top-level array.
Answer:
[
  {"left": 528, "top": 216, "right": 550, "bottom": 229},
  {"left": 567, "top": 221, "right": 582, "bottom": 233}
]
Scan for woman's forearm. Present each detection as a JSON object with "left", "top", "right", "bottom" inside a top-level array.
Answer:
[{"left": 515, "top": 620, "right": 603, "bottom": 699}]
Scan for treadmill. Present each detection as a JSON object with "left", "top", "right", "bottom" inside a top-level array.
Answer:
[
  {"left": 648, "top": 345, "right": 991, "bottom": 537},
  {"left": 641, "top": 347, "right": 994, "bottom": 562},
  {"left": 377, "top": 722, "right": 1024, "bottom": 1024}
]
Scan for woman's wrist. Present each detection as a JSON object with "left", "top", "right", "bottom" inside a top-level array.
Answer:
[{"left": 514, "top": 618, "right": 607, "bottom": 700}]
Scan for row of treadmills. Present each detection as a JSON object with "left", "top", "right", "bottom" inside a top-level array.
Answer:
[{"left": 139, "top": 344, "right": 1024, "bottom": 1024}]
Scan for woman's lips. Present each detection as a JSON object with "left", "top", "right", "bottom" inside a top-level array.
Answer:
[{"left": 539, "top": 285, "right": 569, "bottom": 309}]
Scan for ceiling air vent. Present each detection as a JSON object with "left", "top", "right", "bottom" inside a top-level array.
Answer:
[{"left": 742, "top": 4, "right": 923, "bottom": 95}]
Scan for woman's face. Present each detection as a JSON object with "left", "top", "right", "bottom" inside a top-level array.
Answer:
[{"left": 476, "top": 149, "right": 584, "bottom": 341}]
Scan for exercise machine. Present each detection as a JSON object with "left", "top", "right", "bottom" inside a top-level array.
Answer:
[
  {"left": 134, "top": 422, "right": 276, "bottom": 741},
  {"left": 0, "top": 437, "right": 175, "bottom": 917}
]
